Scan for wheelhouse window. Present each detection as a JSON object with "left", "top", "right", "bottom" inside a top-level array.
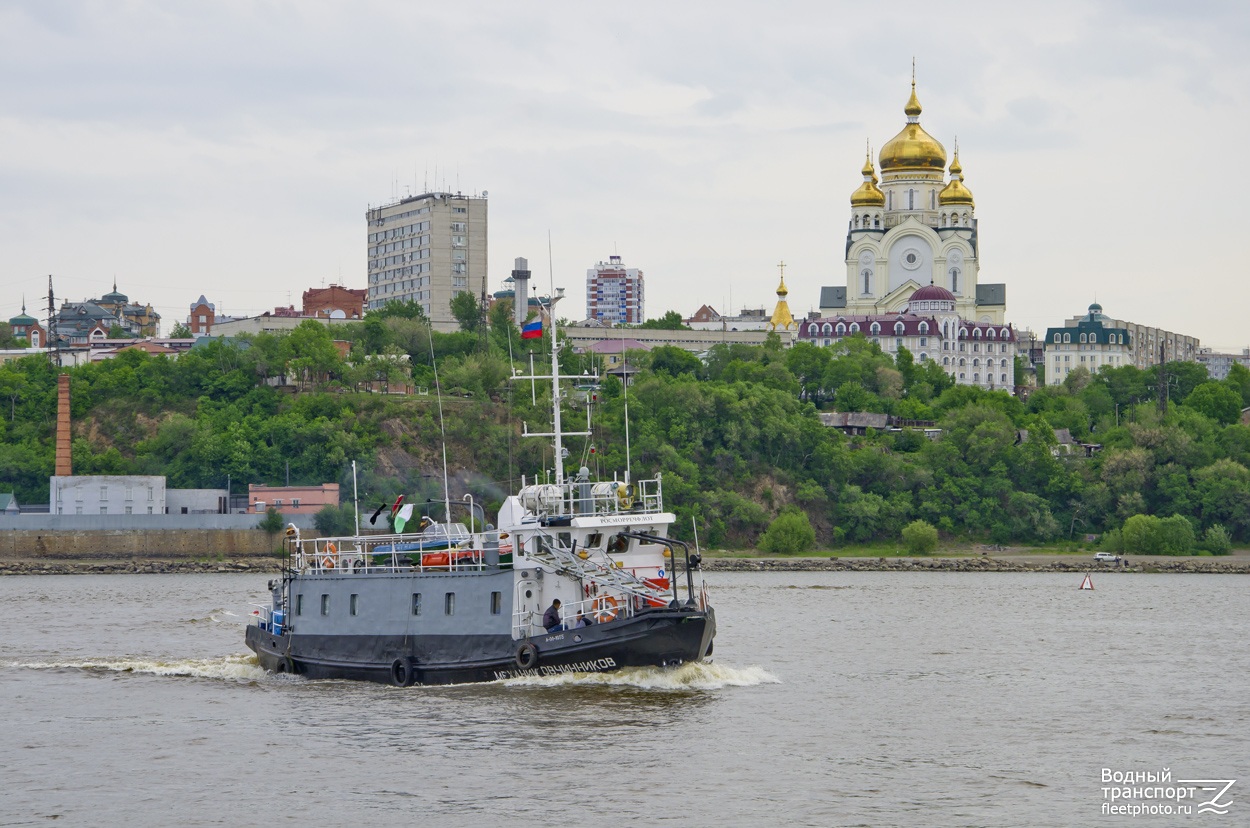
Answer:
[
  {"left": 320, "top": 594, "right": 330, "bottom": 616},
  {"left": 491, "top": 592, "right": 502, "bottom": 615},
  {"left": 412, "top": 593, "right": 422, "bottom": 616},
  {"left": 350, "top": 594, "right": 359, "bottom": 616},
  {"left": 445, "top": 592, "right": 455, "bottom": 615}
]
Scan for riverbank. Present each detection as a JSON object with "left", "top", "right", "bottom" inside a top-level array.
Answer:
[
  {"left": 702, "top": 554, "right": 1250, "bottom": 574},
  {"left": 4, "top": 553, "right": 1250, "bottom": 575}
]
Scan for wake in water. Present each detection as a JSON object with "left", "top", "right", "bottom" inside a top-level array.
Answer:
[
  {"left": 7, "top": 653, "right": 269, "bottom": 682},
  {"left": 499, "top": 660, "right": 780, "bottom": 691}
]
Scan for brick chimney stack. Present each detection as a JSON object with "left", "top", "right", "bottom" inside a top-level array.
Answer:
[{"left": 55, "top": 374, "right": 71, "bottom": 476}]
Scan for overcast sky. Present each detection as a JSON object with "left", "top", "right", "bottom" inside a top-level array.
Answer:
[{"left": 2, "top": 1, "right": 1247, "bottom": 349}]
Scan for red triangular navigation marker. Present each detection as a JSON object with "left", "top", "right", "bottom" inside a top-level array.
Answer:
[{"left": 1079, "top": 574, "right": 1094, "bottom": 590}]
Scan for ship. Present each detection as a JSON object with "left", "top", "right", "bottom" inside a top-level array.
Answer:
[{"left": 245, "top": 291, "right": 715, "bottom": 685}]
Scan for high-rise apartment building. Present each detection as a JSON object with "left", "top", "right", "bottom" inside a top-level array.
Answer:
[
  {"left": 586, "top": 255, "right": 644, "bottom": 325},
  {"left": 365, "top": 192, "right": 487, "bottom": 328}
]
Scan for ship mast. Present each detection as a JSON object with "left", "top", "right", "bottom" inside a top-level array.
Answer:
[{"left": 549, "top": 289, "right": 566, "bottom": 489}]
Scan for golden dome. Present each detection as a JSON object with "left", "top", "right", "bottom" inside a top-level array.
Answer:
[
  {"left": 769, "top": 274, "right": 796, "bottom": 331},
  {"left": 850, "top": 151, "right": 885, "bottom": 207},
  {"left": 878, "top": 81, "right": 947, "bottom": 172},
  {"left": 938, "top": 150, "right": 974, "bottom": 206}
]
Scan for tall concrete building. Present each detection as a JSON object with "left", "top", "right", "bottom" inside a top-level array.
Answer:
[
  {"left": 586, "top": 255, "right": 644, "bottom": 325},
  {"left": 365, "top": 191, "right": 488, "bottom": 329}
]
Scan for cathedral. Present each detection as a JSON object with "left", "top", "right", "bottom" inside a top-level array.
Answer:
[{"left": 806, "top": 77, "right": 1015, "bottom": 392}]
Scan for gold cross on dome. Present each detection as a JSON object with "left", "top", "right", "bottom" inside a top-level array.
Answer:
[{"left": 777, "top": 260, "right": 786, "bottom": 279}]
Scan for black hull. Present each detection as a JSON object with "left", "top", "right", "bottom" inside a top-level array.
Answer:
[{"left": 245, "top": 607, "right": 716, "bottom": 686}]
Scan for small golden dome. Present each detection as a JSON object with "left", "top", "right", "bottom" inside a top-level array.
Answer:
[
  {"left": 769, "top": 274, "right": 796, "bottom": 331},
  {"left": 879, "top": 82, "right": 947, "bottom": 172},
  {"left": 938, "top": 150, "right": 974, "bottom": 206},
  {"left": 850, "top": 152, "right": 885, "bottom": 207}
]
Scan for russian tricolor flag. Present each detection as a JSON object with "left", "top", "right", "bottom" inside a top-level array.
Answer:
[{"left": 521, "top": 319, "right": 543, "bottom": 339}]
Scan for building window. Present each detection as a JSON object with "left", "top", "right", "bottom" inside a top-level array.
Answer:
[
  {"left": 125, "top": 506, "right": 132, "bottom": 515},
  {"left": 100, "top": 506, "right": 107, "bottom": 514},
  {"left": 321, "top": 594, "right": 330, "bottom": 616},
  {"left": 412, "top": 593, "right": 422, "bottom": 616}
]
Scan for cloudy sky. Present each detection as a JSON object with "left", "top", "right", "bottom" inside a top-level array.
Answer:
[{"left": 2, "top": 1, "right": 1247, "bottom": 348}]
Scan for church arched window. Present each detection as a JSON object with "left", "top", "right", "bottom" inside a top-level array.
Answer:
[
  {"left": 950, "top": 267, "right": 960, "bottom": 293},
  {"left": 870, "top": 322, "right": 880, "bottom": 335},
  {"left": 894, "top": 321, "right": 905, "bottom": 335},
  {"left": 853, "top": 216, "right": 860, "bottom": 229},
  {"left": 836, "top": 323, "right": 846, "bottom": 336},
  {"left": 888, "top": 191, "right": 893, "bottom": 210},
  {"left": 1001, "top": 328, "right": 1010, "bottom": 339},
  {"left": 908, "top": 189, "right": 915, "bottom": 210},
  {"left": 873, "top": 215, "right": 881, "bottom": 228},
  {"left": 919, "top": 321, "right": 929, "bottom": 335},
  {"left": 930, "top": 190, "right": 936, "bottom": 209},
  {"left": 973, "top": 328, "right": 982, "bottom": 339},
  {"left": 822, "top": 323, "right": 833, "bottom": 335},
  {"left": 862, "top": 269, "right": 872, "bottom": 295},
  {"left": 808, "top": 323, "right": 818, "bottom": 336},
  {"left": 1002, "top": 373, "right": 1008, "bottom": 384},
  {"left": 962, "top": 212, "right": 969, "bottom": 225},
  {"left": 849, "top": 323, "right": 859, "bottom": 334},
  {"left": 943, "top": 356, "right": 950, "bottom": 366},
  {"left": 959, "top": 358, "right": 966, "bottom": 367}
]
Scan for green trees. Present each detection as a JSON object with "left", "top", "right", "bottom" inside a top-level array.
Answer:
[
  {"left": 758, "top": 507, "right": 815, "bottom": 554},
  {"left": 1185, "top": 382, "right": 1242, "bottom": 425},
  {"left": 637, "top": 310, "right": 689, "bottom": 330},
  {"left": 1119, "top": 514, "right": 1196, "bottom": 555},
  {"left": 450, "top": 291, "right": 484, "bottom": 334},
  {"left": 902, "top": 519, "right": 939, "bottom": 554}
]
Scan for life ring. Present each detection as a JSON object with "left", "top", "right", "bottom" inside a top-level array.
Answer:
[
  {"left": 321, "top": 555, "right": 336, "bottom": 570},
  {"left": 594, "top": 595, "right": 620, "bottom": 623},
  {"left": 326, "top": 542, "right": 337, "bottom": 554},
  {"left": 515, "top": 642, "right": 539, "bottom": 670}
]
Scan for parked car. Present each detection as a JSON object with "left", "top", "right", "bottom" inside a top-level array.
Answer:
[{"left": 1093, "top": 551, "right": 1121, "bottom": 563}]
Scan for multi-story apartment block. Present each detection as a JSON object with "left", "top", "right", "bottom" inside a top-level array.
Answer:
[
  {"left": 1196, "top": 347, "right": 1250, "bottom": 380},
  {"left": 586, "top": 255, "right": 644, "bottom": 325},
  {"left": 365, "top": 191, "right": 488, "bottom": 329},
  {"left": 1044, "top": 303, "right": 1134, "bottom": 385},
  {"left": 1060, "top": 309, "right": 1199, "bottom": 370},
  {"left": 802, "top": 283, "right": 1017, "bottom": 392}
]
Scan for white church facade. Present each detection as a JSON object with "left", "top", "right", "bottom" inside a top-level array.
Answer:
[
  {"left": 808, "top": 78, "right": 1015, "bottom": 392},
  {"left": 820, "top": 78, "right": 1006, "bottom": 326}
]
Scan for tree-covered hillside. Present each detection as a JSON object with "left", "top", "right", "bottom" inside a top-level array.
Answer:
[{"left": 2, "top": 302, "right": 1249, "bottom": 551}]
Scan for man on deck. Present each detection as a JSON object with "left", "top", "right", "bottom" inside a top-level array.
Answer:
[{"left": 543, "top": 599, "right": 564, "bottom": 632}]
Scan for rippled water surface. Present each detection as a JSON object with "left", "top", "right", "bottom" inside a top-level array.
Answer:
[{"left": 1, "top": 572, "right": 1245, "bottom": 827}]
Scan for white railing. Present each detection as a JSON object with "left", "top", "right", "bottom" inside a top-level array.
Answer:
[{"left": 286, "top": 530, "right": 513, "bottom": 575}]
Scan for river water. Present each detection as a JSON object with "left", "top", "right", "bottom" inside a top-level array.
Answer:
[{"left": 0, "top": 571, "right": 1244, "bottom": 827}]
